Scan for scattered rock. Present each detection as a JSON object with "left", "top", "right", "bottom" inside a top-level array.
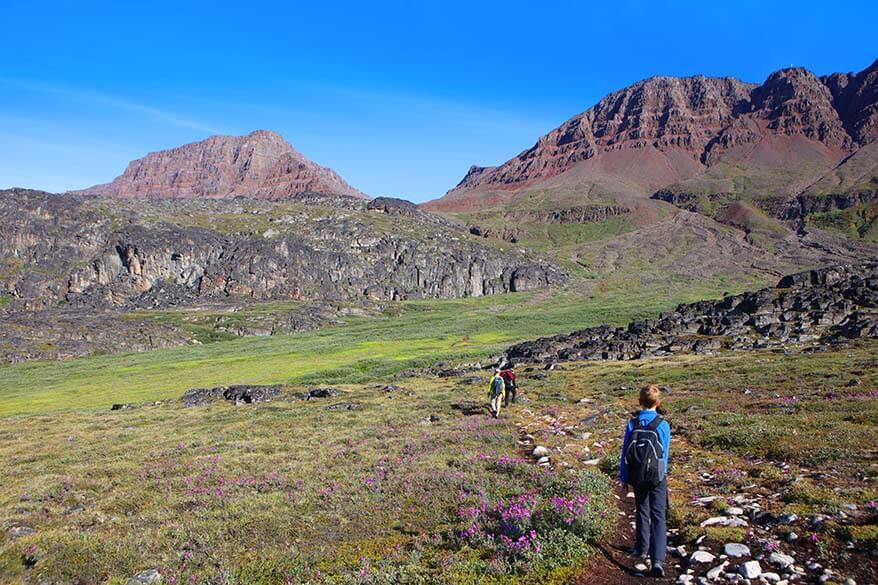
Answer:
[
  {"left": 129, "top": 570, "right": 162, "bottom": 585},
  {"left": 8, "top": 525, "right": 36, "bottom": 538},
  {"left": 182, "top": 384, "right": 282, "bottom": 407},
  {"left": 532, "top": 445, "right": 550, "bottom": 458},
  {"left": 739, "top": 560, "right": 762, "bottom": 579},
  {"left": 701, "top": 516, "right": 748, "bottom": 528},
  {"left": 724, "top": 543, "right": 751, "bottom": 557},
  {"left": 768, "top": 552, "right": 795, "bottom": 569},
  {"left": 690, "top": 550, "right": 716, "bottom": 564},
  {"left": 707, "top": 562, "right": 729, "bottom": 579},
  {"left": 307, "top": 387, "right": 343, "bottom": 399},
  {"left": 326, "top": 402, "right": 362, "bottom": 411}
]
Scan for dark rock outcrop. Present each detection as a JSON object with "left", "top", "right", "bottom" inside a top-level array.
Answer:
[
  {"left": 0, "top": 189, "right": 565, "bottom": 310},
  {"left": 182, "top": 384, "right": 283, "bottom": 407},
  {"left": 505, "top": 263, "right": 878, "bottom": 364}
]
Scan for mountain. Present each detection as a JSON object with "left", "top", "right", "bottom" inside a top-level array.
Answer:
[
  {"left": 72, "top": 130, "right": 366, "bottom": 200},
  {"left": 424, "top": 60, "right": 878, "bottom": 222}
]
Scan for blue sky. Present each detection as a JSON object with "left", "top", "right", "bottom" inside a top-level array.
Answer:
[{"left": 1, "top": 1, "right": 875, "bottom": 202}]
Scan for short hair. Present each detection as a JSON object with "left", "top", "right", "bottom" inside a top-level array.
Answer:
[{"left": 639, "top": 385, "right": 662, "bottom": 409}]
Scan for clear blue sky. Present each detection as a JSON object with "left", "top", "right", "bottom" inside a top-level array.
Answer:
[{"left": 1, "top": 1, "right": 875, "bottom": 202}]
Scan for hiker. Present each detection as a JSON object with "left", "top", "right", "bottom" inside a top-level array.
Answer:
[
  {"left": 620, "top": 385, "right": 671, "bottom": 578},
  {"left": 500, "top": 366, "right": 517, "bottom": 406},
  {"left": 487, "top": 369, "right": 505, "bottom": 418}
]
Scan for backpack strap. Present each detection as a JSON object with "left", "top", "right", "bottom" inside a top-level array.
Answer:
[{"left": 647, "top": 415, "right": 663, "bottom": 431}]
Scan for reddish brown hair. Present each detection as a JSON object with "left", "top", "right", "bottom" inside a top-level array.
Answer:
[{"left": 639, "top": 385, "right": 662, "bottom": 409}]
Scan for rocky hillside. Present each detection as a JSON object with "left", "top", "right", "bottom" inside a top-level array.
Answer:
[
  {"left": 71, "top": 130, "right": 365, "bottom": 200},
  {"left": 426, "top": 60, "right": 878, "bottom": 228},
  {"left": 505, "top": 262, "right": 878, "bottom": 363},
  {"left": 0, "top": 189, "right": 563, "bottom": 310}
]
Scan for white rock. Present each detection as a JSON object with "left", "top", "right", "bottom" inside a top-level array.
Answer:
[
  {"left": 532, "top": 445, "right": 550, "bottom": 458},
  {"left": 724, "top": 543, "right": 751, "bottom": 557},
  {"left": 701, "top": 516, "right": 748, "bottom": 528},
  {"left": 786, "top": 532, "right": 798, "bottom": 542},
  {"left": 843, "top": 579, "right": 856, "bottom": 585},
  {"left": 725, "top": 506, "right": 745, "bottom": 515},
  {"left": 677, "top": 575, "right": 694, "bottom": 584},
  {"left": 762, "top": 572, "right": 781, "bottom": 583},
  {"left": 537, "top": 456, "right": 550, "bottom": 465},
  {"left": 706, "top": 561, "right": 729, "bottom": 579},
  {"left": 634, "top": 561, "right": 649, "bottom": 573},
  {"left": 129, "top": 570, "right": 162, "bottom": 585},
  {"left": 583, "top": 458, "right": 601, "bottom": 465},
  {"left": 690, "top": 550, "right": 716, "bottom": 564},
  {"left": 740, "top": 560, "right": 762, "bottom": 579},
  {"left": 769, "top": 552, "right": 795, "bottom": 569}
]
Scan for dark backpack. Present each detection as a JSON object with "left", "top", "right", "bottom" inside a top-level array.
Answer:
[{"left": 624, "top": 415, "right": 665, "bottom": 488}]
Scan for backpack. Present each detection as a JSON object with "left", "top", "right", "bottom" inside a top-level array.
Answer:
[
  {"left": 624, "top": 415, "right": 665, "bottom": 488},
  {"left": 490, "top": 376, "right": 504, "bottom": 397}
]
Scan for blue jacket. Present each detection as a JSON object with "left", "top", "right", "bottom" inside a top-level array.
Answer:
[{"left": 620, "top": 410, "right": 671, "bottom": 485}]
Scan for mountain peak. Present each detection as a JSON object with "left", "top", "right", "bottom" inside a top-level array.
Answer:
[
  {"left": 425, "top": 59, "right": 878, "bottom": 212},
  {"left": 72, "top": 131, "right": 366, "bottom": 200}
]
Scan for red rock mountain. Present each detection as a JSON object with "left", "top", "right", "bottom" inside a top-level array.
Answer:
[
  {"left": 73, "top": 130, "right": 365, "bottom": 200},
  {"left": 425, "top": 60, "right": 878, "bottom": 212}
]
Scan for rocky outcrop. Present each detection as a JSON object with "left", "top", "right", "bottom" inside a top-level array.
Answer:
[
  {"left": 182, "top": 384, "right": 283, "bottom": 407},
  {"left": 467, "top": 205, "right": 629, "bottom": 242},
  {"left": 504, "top": 205, "right": 629, "bottom": 225},
  {"left": 71, "top": 130, "right": 366, "bottom": 200},
  {"left": 0, "top": 189, "right": 565, "bottom": 310},
  {"left": 505, "top": 263, "right": 878, "bottom": 364}
]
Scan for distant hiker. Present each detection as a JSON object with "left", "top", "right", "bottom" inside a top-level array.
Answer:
[
  {"left": 500, "top": 367, "right": 517, "bottom": 406},
  {"left": 487, "top": 369, "right": 505, "bottom": 418},
  {"left": 620, "top": 385, "right": 671, "bottom": 578}
]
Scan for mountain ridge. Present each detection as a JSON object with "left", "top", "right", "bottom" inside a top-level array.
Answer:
[
  {"left": 71, "top": 129, "right": 367, "bottom": 200},
  {"left": 425, "top": 60, "right": 878, "bottom": 213}
]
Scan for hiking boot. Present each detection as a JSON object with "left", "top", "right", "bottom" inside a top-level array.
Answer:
[{"left": 650, "top": 562, "right": 664, "bottom": 578}]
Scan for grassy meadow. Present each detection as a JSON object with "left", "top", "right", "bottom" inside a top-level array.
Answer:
[
  {"left": 2, "top": 338, "right": 876, "bottom": 584},
  {"left": 0, "top": 272, "right": 762, "bottom": 417}
]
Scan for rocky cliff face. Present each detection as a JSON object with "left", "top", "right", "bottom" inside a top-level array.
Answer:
[
  {"left": 505, "top": 263, "right": 878, "bottom": 364},
  {"left": 0, "top": 189, "right": 564, "bottom": 310},
  {"left": 427, "top": 60, "right": 878, "bottom": 213},
  {"left": 71, "top": 130, "right": 366, "bottom": 200}
]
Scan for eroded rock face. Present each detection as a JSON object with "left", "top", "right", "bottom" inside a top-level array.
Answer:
[
  {"left": 71, "top": 130, "right": 366, "bottom": 200},
  {"left": 505, "top": 263, "right": 878, "bottom": 363},
  {"left": 0, "top": 189, "right": 565, "bottom": 309},
  {"left": 429, "top": 60, "right": 878, "bottom": 210}
]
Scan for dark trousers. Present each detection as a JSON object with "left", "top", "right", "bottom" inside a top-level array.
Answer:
[
  {"left": 634, "top": 480, "right": 668, "bottom": 563},
  {"left": 503, "top": 384, "right": 516, "bottom": 406}
]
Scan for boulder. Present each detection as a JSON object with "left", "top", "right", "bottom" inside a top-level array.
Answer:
[
  {"left": 690, "top": 550, "right": 716, "bottom": 564},
  {"left": 723, "top": 543, "right": 751, "bottom": 557},
  {"left": 739, "top": 560, "right": 762, "bottom": 579},
  {"left": 768, "top": 552, "right": 795, "bottom": 569}
]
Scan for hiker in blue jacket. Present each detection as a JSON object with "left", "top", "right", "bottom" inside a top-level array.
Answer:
[{"left": 620, "top": 384, "right": 671, "bottom": 578}]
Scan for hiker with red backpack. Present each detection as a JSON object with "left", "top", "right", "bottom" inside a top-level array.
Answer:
[
  {"left": 500, "top": 367, "right": 517, "bottom": 406},
  {"left": 620, "top": 385, "right": 671, "bottom": 578}
]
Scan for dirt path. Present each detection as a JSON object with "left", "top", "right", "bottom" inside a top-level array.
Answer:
[
  {"left": 511, "top": 400, "right": 684, "bottom": 584},
  {"left": 573, "top": 484, "right": 677, "bottom": 585}
]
